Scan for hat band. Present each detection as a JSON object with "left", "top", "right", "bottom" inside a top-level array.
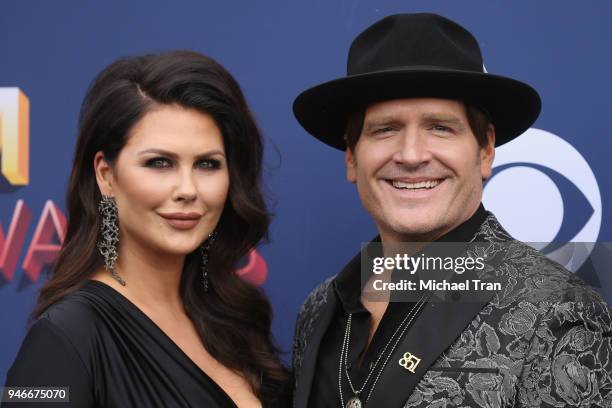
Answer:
[{"left": 349, "top": 64, "right": 486, "bottom": 76}]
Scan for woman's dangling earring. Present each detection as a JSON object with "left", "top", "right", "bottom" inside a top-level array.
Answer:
[
  {"left": 97, "top": 195, "right": 126, "bottom": 286},
  {"left": 201, "top": 231, "right": 217, "bottom": 292}
]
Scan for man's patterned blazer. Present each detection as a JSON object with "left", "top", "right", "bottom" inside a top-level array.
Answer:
[{"left": 292, "top": 212, "right": 612, "bottom": 408}]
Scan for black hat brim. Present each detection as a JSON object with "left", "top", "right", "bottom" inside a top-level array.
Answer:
[{"left": 293, "top": 67, "right": 541, "bottom": 150}]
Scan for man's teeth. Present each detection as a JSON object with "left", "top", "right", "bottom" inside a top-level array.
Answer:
[{"left": 391, "top": 179, "right": 441, "bottom": 189}]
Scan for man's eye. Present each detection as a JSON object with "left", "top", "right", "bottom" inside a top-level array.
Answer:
[
  {"left": 432, "top": 125, "right": 452, "bottom": 132},
  {"left": 373, "top": 127, "right": 396, "bottom": 135},
  {"left": 145, "top": 158, "right": 172, "bottom": 168}
]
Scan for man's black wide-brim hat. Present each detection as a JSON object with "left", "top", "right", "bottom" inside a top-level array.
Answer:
[{"left": 293, "top": 13, "right": 541, "bottom": 150}]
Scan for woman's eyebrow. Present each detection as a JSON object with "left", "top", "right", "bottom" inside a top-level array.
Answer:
[{"left": 137, "top": 148, "right": 225, "bottom": 159}]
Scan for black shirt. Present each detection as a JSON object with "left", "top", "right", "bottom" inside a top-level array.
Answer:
[
  {"left": 4, "top": 280, "right": 289, "bottom": 408},
  {"left": 308, "top": 204, "right": 488, "bottom": 407}
]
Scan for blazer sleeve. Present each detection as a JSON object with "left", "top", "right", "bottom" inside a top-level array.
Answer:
[
  {"left": 3, "top": 318, "right": 95, "bottom": 407},
  {"left": 291, "top": 276, "right": 335, "bottom": 393},
  {"left": 516, "top": 301, "right": 612, "bottom": 407},
  {"left": 291, "top": 297, "right": 309, "bottom": 391}
]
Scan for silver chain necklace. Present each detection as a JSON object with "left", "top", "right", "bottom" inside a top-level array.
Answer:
[{"left": 338, "top": 294, "right": 428, "bottom": 408}]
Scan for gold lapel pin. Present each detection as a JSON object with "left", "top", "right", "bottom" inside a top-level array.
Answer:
[{"left": 399, "top": 352, "right": 421, "bottom": 373}]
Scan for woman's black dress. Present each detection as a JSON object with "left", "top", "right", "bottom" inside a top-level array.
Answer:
[{"left": 4, "top": 280, "right": 288, "bottom": 407}]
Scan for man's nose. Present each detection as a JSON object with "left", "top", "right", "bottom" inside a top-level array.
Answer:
[{"left": 391, "top": 127, "right": 433, "bottom": 167}]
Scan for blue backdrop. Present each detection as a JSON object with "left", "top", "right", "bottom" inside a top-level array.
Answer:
[{"left": 1, "top": 0, "right": 611, "bottom": 379}]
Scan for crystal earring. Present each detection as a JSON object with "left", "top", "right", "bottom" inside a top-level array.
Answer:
[
  {"left": 200, "top": 231, "right": 217, "bottom": 292},
  {"left": 97, "top": 195, "right": 126, "bottom": 286}
]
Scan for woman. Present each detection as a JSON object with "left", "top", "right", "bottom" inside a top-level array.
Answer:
[{"left": 5, "top": 51, "right": 289, "bottom": 407}]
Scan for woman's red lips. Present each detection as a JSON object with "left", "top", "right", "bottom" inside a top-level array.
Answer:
[
  {"left": 158, "top": 212, "right": 202, "bottom": 220},
  {"left": 158, "top": 212, "right": 202, "bottom": 230}
]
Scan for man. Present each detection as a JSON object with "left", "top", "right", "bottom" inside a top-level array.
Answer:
[{"left": 291, "top": 13, "right": 611, "bottom": 408}]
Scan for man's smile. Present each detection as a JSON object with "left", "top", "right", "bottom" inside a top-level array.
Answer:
[
  {"left": 381, "top": 177, "right": 447, "bottom": 198},
  {"left": 387, "top": 178, "right": 444, "bottom": 190}
]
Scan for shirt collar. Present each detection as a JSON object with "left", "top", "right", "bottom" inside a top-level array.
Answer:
[{"left": 334, "top": 203, "right": 488, "bottom": 313}]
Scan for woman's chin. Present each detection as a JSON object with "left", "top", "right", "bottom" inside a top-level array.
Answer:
[{"left": 154, "top": 241, "right": 203, "bottom": 257}]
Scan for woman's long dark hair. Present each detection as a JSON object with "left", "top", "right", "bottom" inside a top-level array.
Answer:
[{"left": 33, "top": 51, "right": 288, "bottom": 401}]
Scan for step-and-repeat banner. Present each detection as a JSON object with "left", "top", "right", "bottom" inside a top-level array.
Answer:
[{"left": 1, "top": 1, "right": 611, "bottom": 376}]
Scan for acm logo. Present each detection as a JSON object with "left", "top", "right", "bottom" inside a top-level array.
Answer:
[
  {"left": 483, "top": 128, "right": 602, "bottom": 281},
  {"left": 0, "top": 88, "right": 29, "bottom": 185},
  {"left": 0, "top": 87, "right": 67, "bottom": 284},
  {"left": 0, "top": 88, "right": 267, "bottom": 286}
]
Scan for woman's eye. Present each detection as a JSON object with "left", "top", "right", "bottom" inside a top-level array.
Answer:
[
  {"left": 197, "top": 159, "right": 221, "bottom": 170},
  {"left": 145, "top": 158, "right": 172, "bottom": 168}
]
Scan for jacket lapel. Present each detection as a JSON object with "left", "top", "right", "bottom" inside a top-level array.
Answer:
[
  {"left": 365, "top": 297, "right": 494, "bottom": 406},
  {"left": 366, "top": 213, "right": 511, "bottom": 406}
]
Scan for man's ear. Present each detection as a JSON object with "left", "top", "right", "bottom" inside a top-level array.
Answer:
[
  {"left": 480, "top": 124, "right": 496, "bottom": 180},
  {"left": 94, "top": 151, "right": 115, "bottom": 196},
  {"left": 345, "top": 147, "right": 357, "bottom": 183}
]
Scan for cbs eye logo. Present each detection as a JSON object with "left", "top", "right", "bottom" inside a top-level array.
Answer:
[
  {"left": 483, "top": 128, "right": 602, "bottom": 273},
  {"left": 0, "top": 88, "right": 29, "bottom": 186}
]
